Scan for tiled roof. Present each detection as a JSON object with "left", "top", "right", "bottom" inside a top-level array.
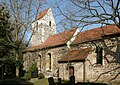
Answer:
[
  {"left": 58, "top": 48, "right": 91, "bottom": 63},
  {"left": 26, "top": 28, "right": 77, "bottom": 52},
  {"left": 73, "top": 25, "right": 120, "bottom": 44},
  {"left": 26, "top": 25, "right": 120, "bottom": 52},
  {"left": 36, "top": 8, "right": 49, "bottom": 20}
]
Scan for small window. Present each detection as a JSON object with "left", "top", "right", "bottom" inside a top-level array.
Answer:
[
  {"left": 48, "top": 53, "right": 51, "bottom": 70},
  {"left": 96, "top": 47, "right": 103, "bottom": 65},
  {"left": 49, "top": 21, "right": 51, "bottom": 26},
  {"left": 38, "top": 55, "right": 42, "bottom": 70},
  {"left": 46, "top": 53, "right": 52, "bottom": 71},
  {"left": 36, "top": 22, "right": 38, "bottom": 30}
]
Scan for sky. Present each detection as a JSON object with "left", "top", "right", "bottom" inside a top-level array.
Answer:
[
  {"left": 0, "top": 0, "right": 118, "bottom": 33},
  {"left": 40, "top": 0, "right": 80, "bottom": 32},
  {"left": 27, "top": 0, "right": 118, "bottom": 45},
  {"left": 41, "top": 0, "right": 66, "bottom": 33},
  {"left": 41, "top": 0, "right": 109, "bottom": 33},
  {"left": 0, "top": 0, "right": 118, "bottom": 44}
]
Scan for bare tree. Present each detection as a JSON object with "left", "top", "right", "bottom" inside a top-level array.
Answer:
[
  {"left": 55, "top": 0, "right": 120, "bottom": 29},
  {"left": 0, "top": 0, "right": 46, "bottom": 77}
]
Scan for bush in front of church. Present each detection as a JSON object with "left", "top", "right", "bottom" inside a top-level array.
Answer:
[
  {"left": 38, "top": 73, "right": 45, "bottom": 79},
  {"left": 22, "top": 71, "right": 31, "bottom": 80}
]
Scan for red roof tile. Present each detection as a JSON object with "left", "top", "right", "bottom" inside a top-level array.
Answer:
[
  {"left": 58, "top": 48, "right": 91, "bottom": 63},
  {"left": 26, "top": 25, "right": 120, "bottom": 52},
  {"left": 36, "top": 8, "right": 49, "bottom": 20},
  {"left": 26, "top": 28, "right": 77, "bottom": 52},
  {"left": 73, "top": 25, "right": 120, "bottom": 44}
]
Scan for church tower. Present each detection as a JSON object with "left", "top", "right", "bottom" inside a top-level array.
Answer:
[{"left": 31, "top": 8, "right": 56, "bottom": 46}]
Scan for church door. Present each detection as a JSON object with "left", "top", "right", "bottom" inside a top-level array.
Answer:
[{"left": 69, "top": 66, "right": 75, "bottom": 84}]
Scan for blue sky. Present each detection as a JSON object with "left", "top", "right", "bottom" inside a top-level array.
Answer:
[
  {"left": 1, "top": 0, "right": 118, "bottom": 33},
  {"left": 1, "top": 0, "right": 117, "bottom": 44},
  {"left": 41, "top": 0, "right": 108, "bottom": 33},
  {"left": 41, "top": 0, "right": 81, "bottom": 32},
  {"left": 47, "top": 0, "right": 119, "bottom": 33},
  {"left": 41, "top": 0, "right": 66, "bottom": 32}
]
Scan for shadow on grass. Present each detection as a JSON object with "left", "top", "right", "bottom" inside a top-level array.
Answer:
[
  {"left": 0, "top": 78, "right": 33, "bottom": 85},
  {"left": 56, "top": 81, "right": 107, "bottom": 85},
  {"left": 76, "top": 82, "right": 107, "bottom": 85}
]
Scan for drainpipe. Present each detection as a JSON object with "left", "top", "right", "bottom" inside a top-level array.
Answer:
[{"left": 83, "top": 60, "right": 85, "bottom": 82}]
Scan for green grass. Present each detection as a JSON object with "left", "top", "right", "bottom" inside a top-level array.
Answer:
[{"left": 30, "top": 78, "right": 49, "bottom": 85}]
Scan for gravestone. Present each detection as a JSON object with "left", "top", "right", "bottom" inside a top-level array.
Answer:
[{"left": 48, "top": 77, "right": 55, "bottom": 85}]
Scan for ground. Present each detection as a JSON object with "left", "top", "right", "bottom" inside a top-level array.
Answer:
[{"left": 0, "top": 78, "right": 120, "bottom": 85}]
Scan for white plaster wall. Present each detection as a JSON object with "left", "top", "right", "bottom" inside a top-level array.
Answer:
[{"left": 31, "top": 8, "right": 56, "bottom": 46}]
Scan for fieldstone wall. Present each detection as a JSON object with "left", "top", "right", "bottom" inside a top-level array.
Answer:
[
  {"left": 23, "top": 46, "right": 69, "bottom": 78},
  {"left": 91, "top": 64, "right": 120, "bottom": 82},
  {"left": 23, "top": 36, "right": 120, "bottom": 83}
]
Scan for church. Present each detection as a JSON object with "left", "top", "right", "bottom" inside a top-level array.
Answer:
[{"left": 23, "top": 8, "right": 120, "bottom": 83}]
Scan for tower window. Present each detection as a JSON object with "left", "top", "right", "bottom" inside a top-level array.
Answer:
[
  {"left": 95, "top": 47, "right": 103, "bottom": 65},
  {"left": 49, "top": 21, "right": 51, "bottom": 26},
  {"left": 36, "top": 22, "right": 38, "bottom": 30}
]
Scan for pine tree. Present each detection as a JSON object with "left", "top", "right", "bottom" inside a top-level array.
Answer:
[
  {"left": 0, "top": 4, "right": 14, "bottom": 61},
  {"left": 0, "top": 5, "right": 16, "bottom": 79}
]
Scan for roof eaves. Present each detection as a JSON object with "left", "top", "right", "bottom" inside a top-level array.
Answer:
[{"left": 58, "top": 59, "right": 85, "bottom": 63}]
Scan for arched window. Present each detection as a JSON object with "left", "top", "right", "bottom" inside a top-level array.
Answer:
[
  {"left": 46, "top": 53, "right": 52, "bottom": 70},
  {"left": 48, "top": 53, "right": 51, "bottom": 70},
  {"left": 38, "top": 55, "right": 42, "bottom": 70}
]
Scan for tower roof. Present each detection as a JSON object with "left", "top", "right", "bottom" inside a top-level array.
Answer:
[{"left": 36, "top": 8, "right": 49, "bottom": 20}]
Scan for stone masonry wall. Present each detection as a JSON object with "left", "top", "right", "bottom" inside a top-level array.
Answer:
[{"left": 23, "top": 36, "right": 120, "bottom": 83}]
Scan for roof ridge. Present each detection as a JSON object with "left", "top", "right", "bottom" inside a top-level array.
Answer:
[
  {"left": 82, "top": 24, "right": 115, "bottom": 32},
  {"left": 73, "top": 24, "right": 120, "bottom": 44}
]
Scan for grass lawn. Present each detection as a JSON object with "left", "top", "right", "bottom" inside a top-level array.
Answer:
[{"left": 29, "top": 78, "right": 49, "bottom": 85}]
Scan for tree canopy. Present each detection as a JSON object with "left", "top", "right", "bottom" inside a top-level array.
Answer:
[
  {"left": 0, "top": 0, "right": 46, "bottom": 77},
  {"left": 0, "top": 5, "right": 15, "bottom": 63}
]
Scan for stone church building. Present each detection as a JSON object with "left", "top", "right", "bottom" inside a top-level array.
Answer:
[{"left": 23, "top": 8, "right": 120, "bottom": 83}]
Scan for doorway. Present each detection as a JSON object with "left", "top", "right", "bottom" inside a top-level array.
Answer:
[{"left": 69, "top": 66, "right": 75, "bottom": 84}]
